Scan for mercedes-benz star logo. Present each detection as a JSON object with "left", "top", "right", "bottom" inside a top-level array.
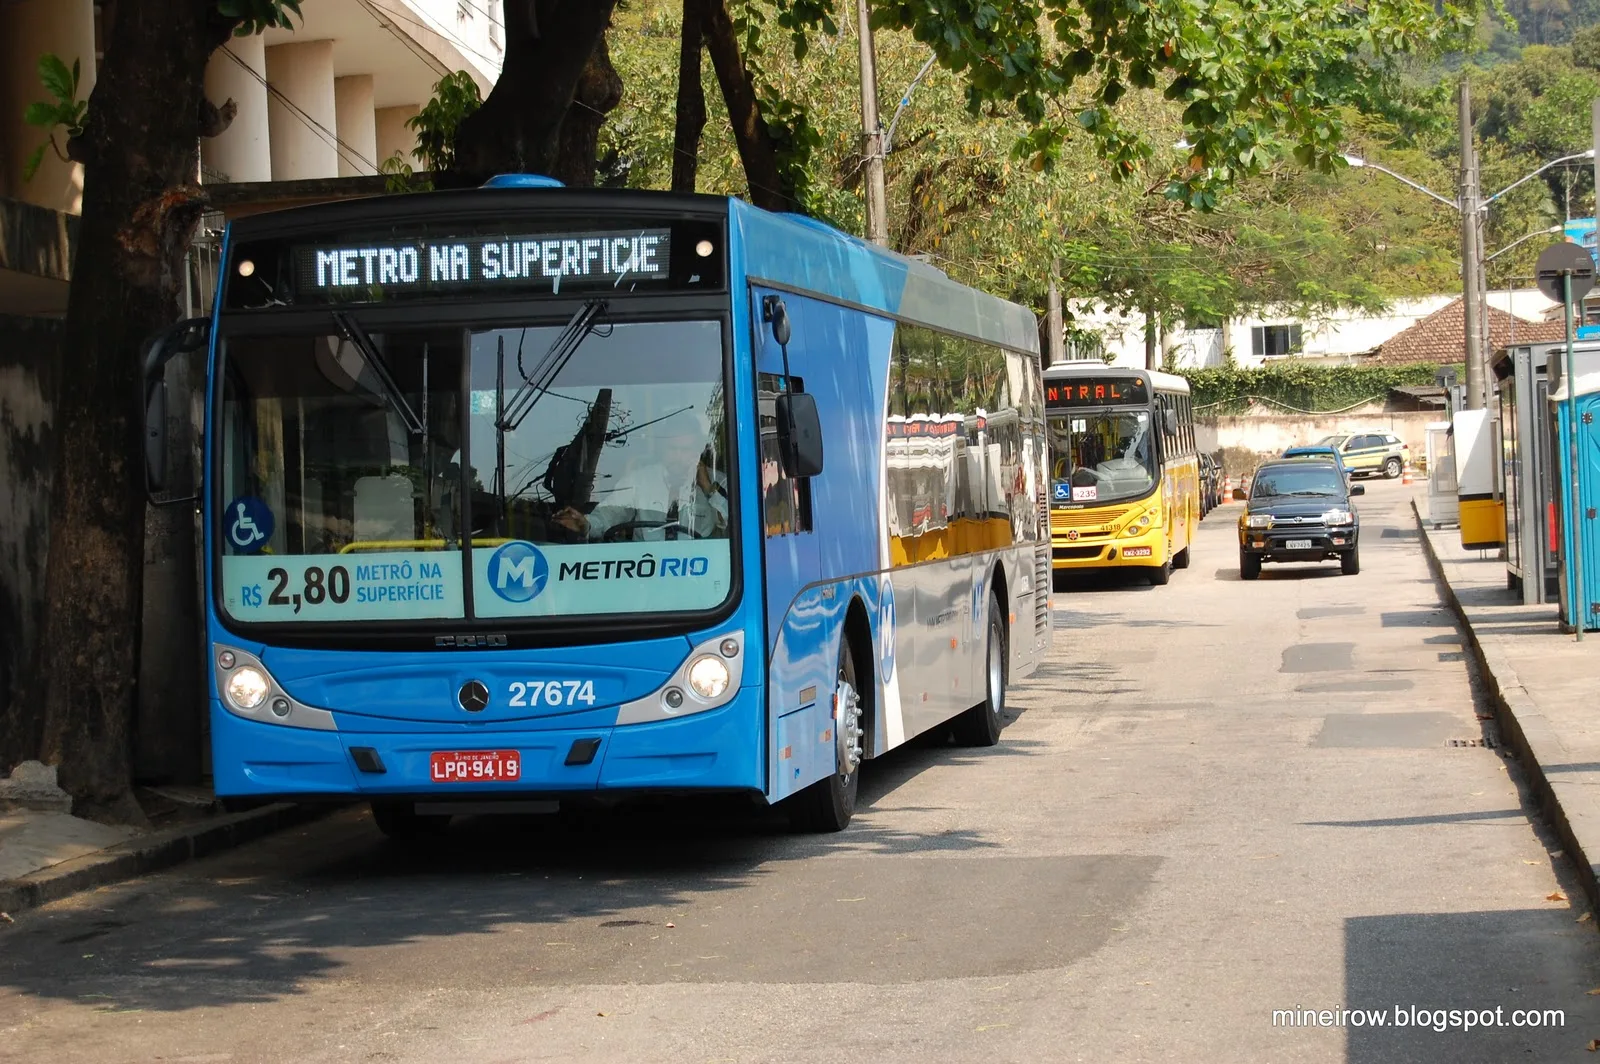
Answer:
[{"left": 458, "top": 680, "right": 490, "bottom": 712}]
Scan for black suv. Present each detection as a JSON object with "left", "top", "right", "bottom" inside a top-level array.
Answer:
[{"left": 1238, "top": 457, "right": 1364, "bottom": 580}]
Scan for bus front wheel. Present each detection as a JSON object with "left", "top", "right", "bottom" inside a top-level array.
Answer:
[
  {"left": 790, "top": 638, "right": 864, "bottom": 833},
  {"left": 952, "top": 588, "right": 1007, "bottom": 747}
]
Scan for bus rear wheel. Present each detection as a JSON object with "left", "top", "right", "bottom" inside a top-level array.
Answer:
[
  {"left": 370, "top": 801, "right": 450, "bottom": 841},
  {"left": 790, "top": 638, "right": 864, "bottom": 833},
  {"left": 952, "top": 588, "right": 1007, "bottom": 747}
]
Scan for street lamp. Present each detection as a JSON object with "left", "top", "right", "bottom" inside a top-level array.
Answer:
[
  {"left": 1485, "top": 224, "right": 1565, "bottom": 264},
  {"left": 1341, "top": 155, "right": 1460, "bottom": 211},
  {"left": 1343, "top": 143, "right": 1595, "bottom": 409}
]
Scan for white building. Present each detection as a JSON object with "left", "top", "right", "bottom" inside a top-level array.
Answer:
[
  {"left": 0, "top": 0, "right": 504, "bottom": 315},
  {"left": 1066, "top": 289, "right": 1562, "bottom": 370}
]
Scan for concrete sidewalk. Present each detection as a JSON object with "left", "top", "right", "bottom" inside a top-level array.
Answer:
[
  {"left": 1415, "top": 500, "right": 1600, "bottom": 912},
  {"left": 0, "top": 789, "right": 330, "bottom": 918}
]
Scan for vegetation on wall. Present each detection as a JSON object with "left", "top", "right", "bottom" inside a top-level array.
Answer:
[{"left": 1182, "top": 362, "right": 1457, "bottom": 414}]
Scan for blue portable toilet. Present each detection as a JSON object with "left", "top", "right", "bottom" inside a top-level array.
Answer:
[{"left": 1548, "top": 345, "right": 1600, "bottom": 631}]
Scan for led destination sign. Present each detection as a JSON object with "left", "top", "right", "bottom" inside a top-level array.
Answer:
[
  {"left": 1045, "top": 376, "right": 1149, "bottom": 408},
  {"left": 293, "top": 228, "right": 674, "bottom": 296}
]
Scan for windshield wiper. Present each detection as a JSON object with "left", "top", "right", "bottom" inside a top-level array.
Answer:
[
  {"left": 497, "top": 299, "right": 608, "bottom": 433},
  {"left": 1284, "top": 489, "right": 1338, "bottom": 496},
  {"left": 331, "top": 310, "right": 423, "bottom": 435}
]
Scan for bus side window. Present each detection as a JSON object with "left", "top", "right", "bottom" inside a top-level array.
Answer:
[{"left": 759, "top": 372, "right": 813, "bottom": 536}]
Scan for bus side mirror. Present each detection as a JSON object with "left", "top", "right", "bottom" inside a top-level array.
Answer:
[
  {"left": 143, "top": 317, "right": 210, "bottom": 503},
  {"left": 776, "top": 391, "right": 824, "bottom": 478}
]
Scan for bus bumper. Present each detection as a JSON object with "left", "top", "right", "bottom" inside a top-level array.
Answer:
[
  {"left": 1051, "top": 523, "right": 1167, "bottom": 571},
  {"left": 210, "top": 690, "right": 764, "bottom": 799}
]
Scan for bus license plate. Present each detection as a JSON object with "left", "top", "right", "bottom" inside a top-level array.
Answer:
[
  {"left": 1285, "top": 539, "right": 1313, "bottom": 550},
  {"left": 429, "top": 750, "right": 520, "bottom": 782}
]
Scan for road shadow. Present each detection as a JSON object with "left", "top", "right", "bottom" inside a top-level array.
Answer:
[
  {"left": 1216, "top": 565, "right": 1345, "bottom": 582},
  {"left": 0, "top": 697, "right": 1058, "bottom": 1014},
  {"left": 1341, "top": 908, "right": 1600, "bottom": 1063}
]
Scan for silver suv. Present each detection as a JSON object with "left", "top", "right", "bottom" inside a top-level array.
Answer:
[{"left": 1316, "top": 432, "right": 1409, "bottom": 479}]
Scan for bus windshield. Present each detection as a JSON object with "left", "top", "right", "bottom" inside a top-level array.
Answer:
[
  {"left": 1047, "top": 409, "right": 1157, "bottom": 505},
  {"left": 215, "top": 318, "right": 732, "bottom": 626}
]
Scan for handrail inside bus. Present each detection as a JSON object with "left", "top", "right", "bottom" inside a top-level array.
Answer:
[{"left": 337, "top": 538, "right": 513, "bottom": 554}]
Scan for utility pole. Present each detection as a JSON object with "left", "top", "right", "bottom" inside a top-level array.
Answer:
[
  {"left": 1045, "top": 259, "right": 1064, "bottom": 367},
  {"left": 855, "top": 0, "right": 889, "bottom": 246},
  {"left": 1459, "top": 79, "right": 1485, "bottom": 410}
]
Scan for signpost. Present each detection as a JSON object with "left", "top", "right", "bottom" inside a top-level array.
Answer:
[{"left": 1536, "top": 242, "right": 1596, "bottom": 639}]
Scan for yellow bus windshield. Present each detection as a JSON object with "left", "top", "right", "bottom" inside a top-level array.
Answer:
[{"left": 1048, "top": 409, "right": 1157, "bottom": 505}]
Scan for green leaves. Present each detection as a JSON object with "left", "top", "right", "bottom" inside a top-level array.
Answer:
[
  {"left": 406, "top": 71, "right": 482, "bottom": 173},
  {"left": 219, "top": 0, "right": 303, "bottom": 36},
  {"left": 20, "top": 53, "right": 87, "bottom": 181},
  {"left": 1183, "top": 363, "right": 1449, "bottom": 413}
]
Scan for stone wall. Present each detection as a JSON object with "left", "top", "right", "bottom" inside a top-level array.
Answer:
[
  {"left": 0, "top": 317, "right": 204, "bottom": 782},
  {"left": 0, "top": 314, "right": 57, "bottom": 755},
  {"left": 1197, "top": 410, "right": 1443, "bottom": 478}
]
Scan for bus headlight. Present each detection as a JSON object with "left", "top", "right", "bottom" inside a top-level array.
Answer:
[
  {"left": 213, "top": 644, "right": 338, "bottom": 731},
  {"left": 687, "top": 656, "right": 731, "bottom": 700},
  {"left": 226, "top": 667, "right": 270, "bottom": 710}
]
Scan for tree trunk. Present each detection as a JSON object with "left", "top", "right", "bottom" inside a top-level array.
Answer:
[
  {"left": 550, "top": 32, "right": 623, "bottom": 187},
  {"left": 671, "top": 0, "right": 707, "bottom": 193},
  {"left": 451, "top": 0, "right": 619, "bottom": 182},
  {"left": 1144, "top": 310, "right": 1158, "bottom": 371},
  {"left": 32, "top": 0, "right": 235, "bottom": 816},
  {"left": 701, "top": 0, "right": 790, "bottom": 212}
]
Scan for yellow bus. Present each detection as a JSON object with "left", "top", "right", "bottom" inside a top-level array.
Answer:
[{"left": 1043, "top": 364, "right": 1199, "bottom": 585}]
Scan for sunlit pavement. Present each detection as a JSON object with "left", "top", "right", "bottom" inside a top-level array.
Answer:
[{"left": 2, "top": 478, "right": 1598, "bottom": 1063}]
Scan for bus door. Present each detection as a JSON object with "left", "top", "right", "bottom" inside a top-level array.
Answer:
[{"left": 752, "top": 288, "right": 824, "bottom": 794}]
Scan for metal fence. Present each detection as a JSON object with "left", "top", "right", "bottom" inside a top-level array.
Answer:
[{"left": 183, "top": 209, "right": 225, "bottom": 319}]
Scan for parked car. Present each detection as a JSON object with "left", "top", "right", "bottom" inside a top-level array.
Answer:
[
  {"left": 1282, "top": 444, "right": 1351, "bottom": 477},
  {"left": 1198, "top": 453, "right": 1222, "bottom": 516},
  {"left": 1316, "top": 432, "right": 1409, "bottom": 479},
  {"left": 1238, "top": 457, "right": 1364, "bottom": 580}
]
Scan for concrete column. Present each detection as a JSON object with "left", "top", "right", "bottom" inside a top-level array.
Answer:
[
  {"left": 201, "top": 34, "right": 269, "bottom": 184},
  {"left": 265, "top": 39, "right": 337, "bottom": 181},
  {"left": 0, "top": 0, "right": 96, "bottom": 211},
  {"left": 375, "top": 105, "right": 422, "bottom": 170},
  {"left": 333, "top": 75, "right": 377, "bottom": 177}
]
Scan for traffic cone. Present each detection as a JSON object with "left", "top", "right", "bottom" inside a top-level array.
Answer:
[
  {"left": 1401, "top": 465, "right": 1414, "bottom": 486},
  {"left": 1222, "top": 474, "right": 1233, "bottom": 501}
]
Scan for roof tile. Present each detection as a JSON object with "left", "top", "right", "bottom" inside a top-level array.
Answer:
[{"left": 1362, "top": 297, "right": 1566, "bottom": 367}]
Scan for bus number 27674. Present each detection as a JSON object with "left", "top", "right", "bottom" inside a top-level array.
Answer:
[{"left": 508, "top": 680, "right": 598, "bottom": 708}]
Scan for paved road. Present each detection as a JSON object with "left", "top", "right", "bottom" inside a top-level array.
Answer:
[{"left": 3, "top": 480, "right": 1598, "bottom": 1063}]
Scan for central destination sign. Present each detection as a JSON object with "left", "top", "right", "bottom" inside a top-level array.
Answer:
[
  {"left": 1044, "top": 376, "right": 1149, "bottom": 408},
  {"left": 293, "top": 228, "right": 674, "bottom": 297}
]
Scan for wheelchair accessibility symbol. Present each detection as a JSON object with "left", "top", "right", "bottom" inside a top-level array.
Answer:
[
  {"left": 1053, "top": 482, "right": 1071, "bottom": 501},
  {"left": 225, "top": 496, "right": 274, "bottom": 553}
]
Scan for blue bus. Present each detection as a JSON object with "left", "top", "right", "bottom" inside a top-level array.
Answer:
[{"left": 143, "top": 175, "right": 1052, "bottom": 835}]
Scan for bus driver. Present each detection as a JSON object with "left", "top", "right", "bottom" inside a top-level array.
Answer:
[{"left": 589, "top": 418, "right": 727, "bottom": 541}]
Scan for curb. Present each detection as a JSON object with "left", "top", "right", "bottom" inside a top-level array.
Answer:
[
  {"left": 0, "top": 801, "right": 330, "bottom": 918},
  {"left": 1411, "top": 499, "right": 1600, "bottom": 915}
]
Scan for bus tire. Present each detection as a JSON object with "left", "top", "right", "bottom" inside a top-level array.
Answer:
[
  {"left": 790, "top": 637, "right": 864, "bottom": 833},
  {"left": 1147, "top": 558, "right": 1172, "bottom": 586},
  {"left": 1172, "top": 544, "right": 1191, "bottom": 570},
  {"left": 370, "top": 800, "right": 450, "bottom": 841},
  {"left": 952, "top": 588, "right": 1007, "bottom": 747}
]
